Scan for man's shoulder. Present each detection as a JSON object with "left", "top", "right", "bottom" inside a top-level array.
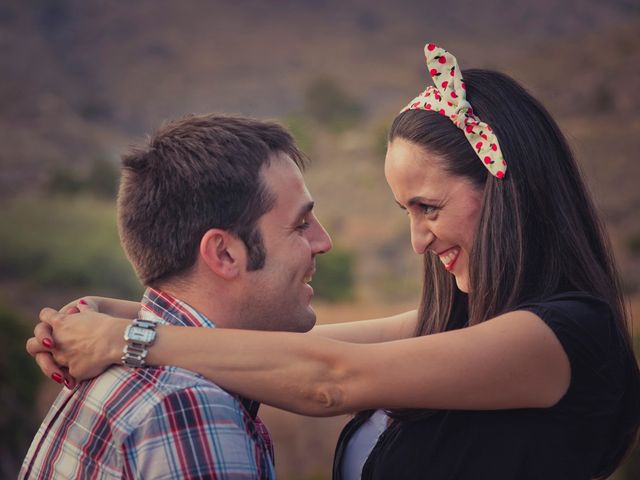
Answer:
[
  {"left": 80, "top": 365, "right": 245, "bottom": 434},
  {"left": 88, "top": 363, "right": 239, "bottom": 407}
]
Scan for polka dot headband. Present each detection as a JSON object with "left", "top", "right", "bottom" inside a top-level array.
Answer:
[{"left": 401, "top": 43, "right": 507, "bottom": 179}]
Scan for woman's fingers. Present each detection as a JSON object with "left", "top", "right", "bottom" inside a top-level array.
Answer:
[
  {"left": 34, "top": 302, "right": 98, "bottom": 351},
  {"left": 59, "top": 296, "right": 98, "bottom": 314},
  {"left": 27, "top": 339, "right": 78, "bottom": 388},
  {"left": 32, "top": 307, "right": 118, "bottom": 383},
  {"left": 34, "top": 352, "right": 65, "bottom": 384},
  {"left": 29, "top": 305, "right": 85, "bottom": 389},
  {"left": 39, "top": 307, "right": 62, "bottom": 327},
  {"left": 62, "top": 369, "right": 77, "bottom": 389},
  {"left": 60, "top": 304, "right": 80, "bottom": 315},
  {"left": 77, "top": 299, "right": 98, "bottom": 311},
  {"left": 26, "top": 335, "right": 48, "bottom": 356},
  {"left": 34, "top": 322, "right": 55, "bottom": 349}
]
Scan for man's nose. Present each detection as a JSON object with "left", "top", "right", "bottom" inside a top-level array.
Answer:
[{"left": 312, "top": 220, "right": 332, "bottom": 255}]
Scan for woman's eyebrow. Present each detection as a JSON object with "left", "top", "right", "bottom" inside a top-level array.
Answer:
[
  {"left": 410, "top": 196, "right": 440, "bottom": 205},
  {"left": 397, "top": 197, "right": 440, "bottom": 209}
]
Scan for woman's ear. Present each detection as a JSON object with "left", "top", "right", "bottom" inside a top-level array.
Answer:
[{"left": 199, "top": 229, "right": 245, "bottom": 279}]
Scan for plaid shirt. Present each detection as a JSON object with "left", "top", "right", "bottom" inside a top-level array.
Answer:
[{"left": 21, "top": 288, "right": 275, "bottom": 479}]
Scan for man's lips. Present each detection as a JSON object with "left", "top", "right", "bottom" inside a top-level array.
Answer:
[{"left": 303, "top": 268, "right": 316, "bottom": 284}]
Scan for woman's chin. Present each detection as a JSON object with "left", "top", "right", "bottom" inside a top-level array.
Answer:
[{"left": 454, "top": 274, "right": 470, "bottom": 293}]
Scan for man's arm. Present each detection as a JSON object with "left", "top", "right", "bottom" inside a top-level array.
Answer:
[{"left": 122, "top": 385, "right": 274, "bottom": 479}]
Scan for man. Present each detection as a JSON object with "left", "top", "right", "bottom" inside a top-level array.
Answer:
[{"left": 20, "top": 114, "right": 332, "bottom": 479}]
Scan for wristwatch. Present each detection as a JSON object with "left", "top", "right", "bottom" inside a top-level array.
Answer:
[{"left": 121, "top": 319, "right": 158, "bottom": 368}]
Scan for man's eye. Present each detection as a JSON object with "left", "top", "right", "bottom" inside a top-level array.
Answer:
[{"left": 296, "top": 219, "right": 311, "bottom": 231}]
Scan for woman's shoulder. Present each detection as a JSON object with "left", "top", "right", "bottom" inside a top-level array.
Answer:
[
  {"left": 514, "top": 291, "right": 628, "bottom": 390},
  {"left": 515, "top": 290, "right": 614, "bottom": 336},
  {"left": 517, "top": 290, "right": 611, "bottom": 310},
  {"left": 514, "top": 290, "right": 627, "bottom": 378}
]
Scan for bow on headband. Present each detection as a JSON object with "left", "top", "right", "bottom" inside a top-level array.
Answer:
[{"left": 401, "top": 43, "right": 507, "bottom": 179}]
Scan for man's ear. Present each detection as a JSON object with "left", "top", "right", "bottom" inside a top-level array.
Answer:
[{"left": 199, "top": 229, "right": 244, "bottom": 279}]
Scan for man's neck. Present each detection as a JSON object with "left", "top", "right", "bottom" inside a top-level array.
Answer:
[{"left": 156, "top": 283, "right": 240, "bottom": 329}]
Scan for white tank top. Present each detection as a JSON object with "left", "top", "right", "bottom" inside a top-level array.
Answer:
[{"left": 341, "top": 409, "right": 389, "bottom": 480}]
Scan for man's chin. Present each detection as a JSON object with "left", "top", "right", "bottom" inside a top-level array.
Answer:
[{"left": 291, "top": 306, "right": 316, "bottom": 333}]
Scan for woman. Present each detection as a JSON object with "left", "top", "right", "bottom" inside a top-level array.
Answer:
[{"left": 28, "top": 44, "right": 639, "bottom": 479}]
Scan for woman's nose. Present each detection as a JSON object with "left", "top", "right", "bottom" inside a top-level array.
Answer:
[{"left": 410, "top": 221, "right": 433, "bottom": 255}]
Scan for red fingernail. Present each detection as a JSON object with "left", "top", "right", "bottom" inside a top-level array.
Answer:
[
  {"left": 51, "top": 373, "right": 63, "bottom": 384},
  {"left": 42, "top": 338, "right": 53, "bottom": 349},
  {"left": 78, "top": 299, "right": 87, "bottom": 305}
]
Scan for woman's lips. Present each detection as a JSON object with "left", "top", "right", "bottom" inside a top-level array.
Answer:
[{"left": 437, "top": 247, "right": 461, "bottom": 271}]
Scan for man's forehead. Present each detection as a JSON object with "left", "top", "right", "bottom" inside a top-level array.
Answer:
[{"left": 261, "top": 154, "right": 313, "bottom": 215}]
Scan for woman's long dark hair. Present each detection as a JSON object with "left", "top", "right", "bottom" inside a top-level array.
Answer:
[{"left": 387, "top": 69, "right": 639, "bottom": 478}]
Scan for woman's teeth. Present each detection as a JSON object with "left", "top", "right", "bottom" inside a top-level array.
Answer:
[{"left": 439, "top": 247, "right": 460, "bottom": 270}]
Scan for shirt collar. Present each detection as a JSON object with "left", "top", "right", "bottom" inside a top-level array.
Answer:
[
  {"left": 139, "top": 287, "right": 215, "bottom": 328},
  {"left": 138, "top": 287, "right": 260, "bottom": 418}
]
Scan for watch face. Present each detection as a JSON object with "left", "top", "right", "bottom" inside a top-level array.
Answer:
[{"left": 128, "top": 326, "right": 155, "bottom": 344}]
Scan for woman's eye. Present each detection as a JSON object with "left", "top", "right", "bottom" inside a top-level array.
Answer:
[
  {"left": 419, "top": 204, "right": 438, "bottom": 215},
  {"left": 399, "top": 204, "right": 439, "bottom": 217}
]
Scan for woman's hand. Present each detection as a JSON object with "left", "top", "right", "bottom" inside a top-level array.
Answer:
[
  {"left": 26, "top": 299, "right": 92, "bottom": 388},
  {"left": 60, "top": 296, "right": 140, "bottom": 318},
  {"left": 26, "top": 303, "right": 129, "bottom": 383},
  {"left": 59, "top": 297, "right": 101, "bottom": 315}
]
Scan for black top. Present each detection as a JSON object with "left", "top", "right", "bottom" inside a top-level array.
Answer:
[{"left": 333, "top": 292, "right": 632, "bottom": 480}]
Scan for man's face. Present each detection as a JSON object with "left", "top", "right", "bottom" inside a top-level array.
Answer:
[{"left": 237, "top": 153, "right": 332, "bottom": 332}]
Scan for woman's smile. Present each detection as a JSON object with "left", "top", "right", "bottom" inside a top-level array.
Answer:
[{"left": 436, "top": 246, "right": 461, "bottom": 271}]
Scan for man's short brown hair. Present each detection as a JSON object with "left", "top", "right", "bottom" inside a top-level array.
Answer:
[{"left": 118, "top": 114, "right": 306, "bottom": 286}]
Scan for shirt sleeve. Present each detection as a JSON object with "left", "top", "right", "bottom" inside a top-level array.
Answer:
[
  {"left": 519, "top": 293, "right": 626, "bottom": 414},
  {"left": 121, "top": 385, "right": 274, "bottom": 479}
]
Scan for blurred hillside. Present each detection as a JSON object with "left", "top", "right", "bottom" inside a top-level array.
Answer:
[
  {"left": 1, "top": 1, "right": 640, "bottom": 478},
  {"left": 2, "top": 0, "right": 640, "bottom": 298},
  {"left": 2, "top": 0, "right": 640, "bottom": 188}
]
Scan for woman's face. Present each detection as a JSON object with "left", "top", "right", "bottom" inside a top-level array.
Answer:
[{"left": 384, "top": 137, "right": 484, "bottom": 293}]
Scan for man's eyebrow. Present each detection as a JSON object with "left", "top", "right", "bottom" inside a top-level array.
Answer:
[{"left": 294, "top": 201, "right": 315, "bottom": 221}]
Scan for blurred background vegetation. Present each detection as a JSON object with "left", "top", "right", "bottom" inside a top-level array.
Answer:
[{"left": 1, "top": 0, "right": 639, "bottom": 478}]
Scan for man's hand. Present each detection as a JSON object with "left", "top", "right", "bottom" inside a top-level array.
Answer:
[{"left": 26, "top": 301, "right": 126, "bottom": 384}]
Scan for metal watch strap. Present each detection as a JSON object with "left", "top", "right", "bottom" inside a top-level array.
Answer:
[{"left": 121, "top": 319, "right": 157, "bottom": 368}]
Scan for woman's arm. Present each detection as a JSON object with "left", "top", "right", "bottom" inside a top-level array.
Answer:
[
  {"left": 309, "top": 309, "right": 418, "bottom": 343},
  {"left": 27, "top": 307, "right": 416, "bottom": 386},
  {"left": 78, "top": 297, "right": 141, "bottom": 318},
  {"left": 37, "top": 307, "right": 570, "bottom": 416},
  {"left": 58, "top": 296, "right": 140, "bottom": 318}
]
